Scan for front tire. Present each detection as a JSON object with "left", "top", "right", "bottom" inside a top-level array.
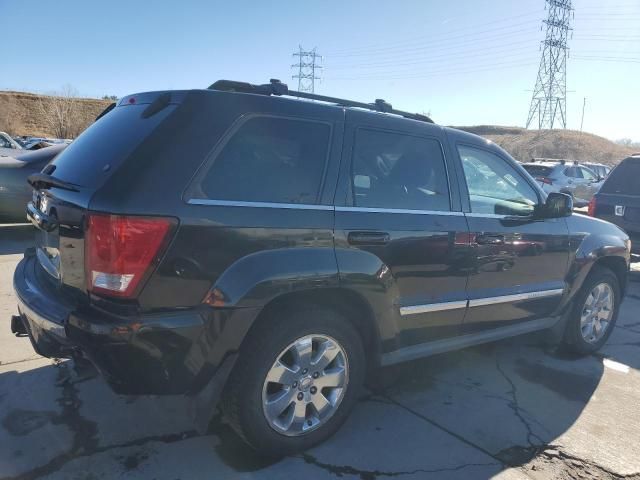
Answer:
[
  {"left": 562, "top": 265, "right": 620, "bottom": 355},
  {"left": 222, "top": 305, "right": 366, "bottom": 456}
]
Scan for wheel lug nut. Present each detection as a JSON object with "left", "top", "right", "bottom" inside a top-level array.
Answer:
[
  {"left": 310, "top": 386, "right": 317, "bottom": 394},
  {"left": 302, "top": 368, "right": 308, "bottom": 375},
  {"left": 297, "top": 392, "right": 304, "bottom": 401},
  {"left": 292, "top": 381, "right": 298, "bottom": 388},
  {"left": 312, "top": 372, "right": 319, "bottom": 379}
]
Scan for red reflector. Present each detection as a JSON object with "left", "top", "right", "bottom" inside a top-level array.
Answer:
[
  {"left": 588, "top": 197, "right": 597, "bottom": 217},
  {"left": 85, "top": 214, "right": 174, "bottom": 298},
  {"left": 536, "top": 177, "right": 553, "bottom": 185}
]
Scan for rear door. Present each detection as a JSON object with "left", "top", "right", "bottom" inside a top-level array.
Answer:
[
  {"left": 451, "top": 139, "right": 570, "bottom": 333},
  {"left": 579, "top": 166, "right": 600, "bottom": 200},
  {"left": 334, "top": 111, "right": 471, "bottom": 347},
  {"left": 28, "top": 95, "right": 180, "bottom": 298}
]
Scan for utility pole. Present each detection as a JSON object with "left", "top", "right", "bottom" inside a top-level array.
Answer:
[
  {"left": 292, "top": 46, "right": 322, "bottom": 93},
  {"left": 579, "top": 96, "right": 586, "bottom": 134},
  {"left": 526, "top": 0, "right": 573, "bottom": 130}
]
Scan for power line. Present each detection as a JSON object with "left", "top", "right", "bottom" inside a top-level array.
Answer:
[
  {"left": 526, "top": 0, "right": 573, "bottom": 130},
  {"left": 292, "top": 46, "right": 322, "bottom": 93}
]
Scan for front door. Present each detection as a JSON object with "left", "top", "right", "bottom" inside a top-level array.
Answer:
[
  {"left": 334, "top": 112, "right": 471, "bottom": 348},
  {"left": 453, "top": 141, "right": 570, "bottom": 333}
]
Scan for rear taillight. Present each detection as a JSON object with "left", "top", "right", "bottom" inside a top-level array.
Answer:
[
  {"left": 588, "top": 197, "right": 597, "bottom": 217},
  {"left": 536, "top": 177, "right": 553, "bottom": 185},
  {"left": 85, "top": 214, "right": 175, "bottom": 298}
]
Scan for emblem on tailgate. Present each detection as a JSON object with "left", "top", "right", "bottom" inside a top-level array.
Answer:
[{"left": 615, "top": 205, "right": 625, "bottom": 216}]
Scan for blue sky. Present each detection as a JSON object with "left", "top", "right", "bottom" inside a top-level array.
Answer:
[{"left": 4, "top": 0, "right": 639, "bottom": 141}]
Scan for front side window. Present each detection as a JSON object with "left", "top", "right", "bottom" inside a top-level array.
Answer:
[
  {"left": 190, "top": 117, "right": 330, "bottom": 204},
  {"left": 351, "top": 129, "right": 450, "bottom": 211},
  {"left": 458, "top": 145, "right": 538, "bottom": 216},
  {"left": 581, "top": 167, "right": 597, "bottom": 181}
]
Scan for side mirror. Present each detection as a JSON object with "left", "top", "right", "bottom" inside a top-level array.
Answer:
[{"left": 540, "top": 192, "right": 573, "bottom": 218}]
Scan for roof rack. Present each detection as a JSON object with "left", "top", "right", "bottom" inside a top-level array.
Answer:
[
  {"left": 531, "top": 157, "right": 578, "bottom": 165},
  {"left": 208, "top": 79, "right": 434, "bottom": 124}
]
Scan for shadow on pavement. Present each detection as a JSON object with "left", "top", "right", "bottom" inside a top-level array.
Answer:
[
  {"left": 0, "top": 332, "right": 608, "bottom": 479},
  {"left": 0, "top": 224, "right": 34, "bottom": 255}
]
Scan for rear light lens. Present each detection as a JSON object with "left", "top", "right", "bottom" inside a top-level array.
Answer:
[
  {"left": 588, "top": 197, "right": 597, "bottom": 217},
  {"left": 536, "top": 177, "right": 553, "bottom": 185},
  {"left": 85, "top": 214, "right": 175, "bottom": 298}
]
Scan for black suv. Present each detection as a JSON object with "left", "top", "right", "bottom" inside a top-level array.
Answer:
[
  {"left": 12, "top": 80, "right": 630, "bottom": 455},
  {"left": 589, "top": 154, "right": 640, "bottom": 252}
]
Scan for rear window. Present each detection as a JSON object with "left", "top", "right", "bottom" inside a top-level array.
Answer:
[
  {"left": 522, "top": 165, "right": 553, "bottom": 177},
  {"left": 188, "top": 116, "right": 331, "bottom": 205},
  {"left": 601, "top": 158, "right": 640, "bottom": 195},
  {"left": 49, "top": 104, "right": 176, "bottom": 188}
]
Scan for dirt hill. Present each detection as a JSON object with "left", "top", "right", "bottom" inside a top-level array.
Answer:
[
  {"left": 0, "top": 91, "right": 110, "bottom": 138},
  {"left": 0, "top": 91, "right": 634, "bottom": 164},
  {"left": 456, "top": 125, "right": 635, "bottom": 166}
]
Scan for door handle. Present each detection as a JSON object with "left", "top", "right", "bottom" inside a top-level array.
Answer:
[
  {"left": 476, "top": 234, "right": 505, "bottom": 245},
  {"left": 348, "top": 231, "right": 390, "bottom": 246}
]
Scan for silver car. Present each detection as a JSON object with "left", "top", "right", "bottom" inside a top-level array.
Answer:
[{"left": 521, "top": 160, "right": 603, "bottom": 207}]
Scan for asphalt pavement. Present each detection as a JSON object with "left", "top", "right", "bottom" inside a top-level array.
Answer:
[{"left": 1, "top": 223, "right": 639, "bottom": 480}]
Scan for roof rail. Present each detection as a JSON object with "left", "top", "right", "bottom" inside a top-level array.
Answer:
[
  {"left": 531, "top": 157, "right": 578, "bottom": 165},
  {"left": 208, "top": 79, "right": 434, "bottom": 124}
]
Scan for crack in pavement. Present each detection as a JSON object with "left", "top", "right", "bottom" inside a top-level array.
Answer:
[
  {"left": 0, "top": 357, "right": 47, "bottom": 368},
  {"left": 494, "top": 353, "right": 546, "bottom": 447},
  {"left": 532, "top": 445, "right": 640, "bottom": 479},
  {"left": 0, "top": 361, "right": 199, "bottom": 480},
  {"left": 299, "top": 453, "right": 500, "bottom": 479}
]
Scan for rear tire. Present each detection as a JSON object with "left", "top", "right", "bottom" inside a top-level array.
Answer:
[
  {"left": 562, "top": 265, "right": 620, "bottom": 355},
  {"left": 222, "top": 305, "right": 366, "bottom": 456}
]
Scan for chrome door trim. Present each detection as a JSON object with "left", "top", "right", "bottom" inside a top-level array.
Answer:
[
  {"left": 187, "top": 199, "right": 334, "bottom": 211},
  {"left": 336, "top": 206, "right": 464, "bottom": 216},
  {"left": 400, "top": 300, "right": 468, "bottom": 316},
  {"left": 468, "top": 288, "right": 564, "bottom": 308}
]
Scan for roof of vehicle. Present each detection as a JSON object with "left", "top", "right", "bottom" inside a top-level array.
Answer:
[
  {"left": 207, "top": 79, "right": 435, "bottom": 124},
  {"left": 522, "top": 161, "right": 563, "bottom": 168}
]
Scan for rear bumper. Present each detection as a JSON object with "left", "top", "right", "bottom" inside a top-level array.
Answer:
[{"left": 13, "top": 252, "right": 257, "bottom": 395}]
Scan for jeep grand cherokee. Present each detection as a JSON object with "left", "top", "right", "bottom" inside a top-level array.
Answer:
[{"left": 11, "top": 79, "right": 630, "bottom": 455}]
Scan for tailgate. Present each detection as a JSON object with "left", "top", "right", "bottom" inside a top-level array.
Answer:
[{"left": 595, "top": 192, "right": 640, "bottom": 235}]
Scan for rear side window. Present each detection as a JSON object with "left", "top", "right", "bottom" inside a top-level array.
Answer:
[
  {"left": 601, "top": 159, "right": 640, "bottom": 195},
  {"left": 522, "top": 165, "right": 553, "bottom": 177},
  {"left": 49, "top": 104, "right": 176, "bottom": 188},
  {"left": 564, "top": 166, "right": 582, "bottom": 178},
  {"left": 189, "top": 117, "right": 330, "bottom": 205},
  {"left": 351, "top": 129, "right": 450, "bottom": 211}
]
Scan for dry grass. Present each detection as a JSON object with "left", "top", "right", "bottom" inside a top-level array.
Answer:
[
  {"left": 0, "top": 91, "right": 110, "bottom": 138},
  {"left": 457, "top": 125, "right": 635, "bottom": 166}
]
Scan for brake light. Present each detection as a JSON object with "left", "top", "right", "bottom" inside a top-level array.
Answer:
[
  {"left": 85, "top": 214, "right": 175, "bottom": 298},
  {"left": 536, "top": 177, "right": 553, "bottom": 185},
  {"left": 588, "top": 197, "right": 597, "bottom": 216}
]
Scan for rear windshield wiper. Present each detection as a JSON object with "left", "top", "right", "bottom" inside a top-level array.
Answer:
[{"left": 27, "top": 173, "right": 80, "bottom": 192}]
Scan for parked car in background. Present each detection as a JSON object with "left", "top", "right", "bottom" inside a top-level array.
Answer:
[
  {"left": 0, "top": 131, "right": 24, "bottom": 157},
  {"left": 11, "top": 80, "right": 630, "bottom": 455},
  {"left": 521, "top": 159, "right": 602, "bottom": 207},
  {"left": 0, "top": 144, "right": 67, "bottom": 222},
  {"left": 584, "top": 162, "right": 611, "bottom": 181},
  {"left": 589, "top": 154, "right": 640, "bottom": 253}
]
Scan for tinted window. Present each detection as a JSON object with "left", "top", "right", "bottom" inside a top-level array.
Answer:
[
  {"left": 459, "top": 145, "right": 538, "bottom": 216},
  {"left": 601, "top": 158, "right": 640, "bottom": 195},
  {"left": 193, "top": 117, "right": 330, "bottom": 204},
  {"left": 50, "top": 104, "right": 176, "bottom": 188},
  {"left": 0, "top": 137, "right": 10, "bottom": 148},
  {"left": 351, "top": 129, "right": 450, "bottom": 211},
  {"left": 564, "top": 166, "right": 583, "bottom": 178},
  {"left": 522, "top": 165, "right": 553, "bottom": 177}
]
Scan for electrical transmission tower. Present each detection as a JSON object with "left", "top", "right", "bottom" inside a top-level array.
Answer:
[
  {"left": 292, "top": 46, "right": 322, "bottom": 93},
  {"left": 526, "top": 0, "right": 573, "bottom": 130}
]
